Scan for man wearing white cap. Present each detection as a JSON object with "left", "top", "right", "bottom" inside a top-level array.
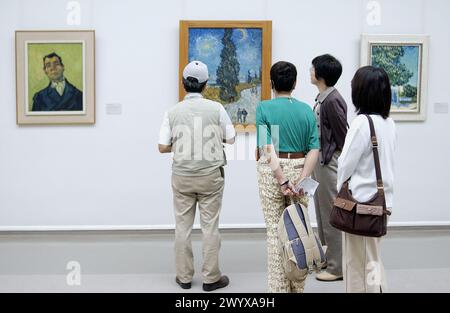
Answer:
[{"left": 158, "top": 61, "right": 235, "bottom": 291}]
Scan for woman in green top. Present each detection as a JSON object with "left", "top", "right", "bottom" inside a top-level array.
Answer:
[{"left": 256, "top": 61, "right": 319, "bottom": 293}]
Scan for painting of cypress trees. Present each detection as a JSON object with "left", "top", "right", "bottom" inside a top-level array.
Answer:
[{"left": 180, "top": 21, "right": 272, "bottom": 130}]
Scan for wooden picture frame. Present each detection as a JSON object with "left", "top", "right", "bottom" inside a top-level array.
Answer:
[
  {"left": 361, "top": 34, "right": 429, "bottom": 121},
  {"left": 16, "top": 30, "right": 95, "bottom": 125},
  {"left": 179, "top": 20, "right": 272, "bottom": 132}
]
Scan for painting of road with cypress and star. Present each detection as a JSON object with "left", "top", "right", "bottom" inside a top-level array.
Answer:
[{"left": 188, "top": 28, "right": 262, "bottom": 131}]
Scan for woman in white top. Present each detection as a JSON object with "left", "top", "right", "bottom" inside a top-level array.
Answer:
[{"left": 337, "top": 66, "right": 396, "bottom": 293}]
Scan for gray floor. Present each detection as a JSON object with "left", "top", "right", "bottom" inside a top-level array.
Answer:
[{"left": 0, "top": 228, "right": 449, "bottom": 293}]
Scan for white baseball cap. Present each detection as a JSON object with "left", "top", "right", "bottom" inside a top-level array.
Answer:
[{"left": 183, "top": 61, "right": 209, "bottom": 83}]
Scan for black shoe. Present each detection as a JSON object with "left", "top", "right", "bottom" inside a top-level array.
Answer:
[
  {"left": 176, "top": 277, "right": 191, "bottom": 289},
  {"left": 203, "top": 275, "right": 229, "bottom": 292}
]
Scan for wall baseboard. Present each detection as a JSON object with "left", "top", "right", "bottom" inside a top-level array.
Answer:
[{"left": 0, "top": 221, "right": 449, "bottom": 233}]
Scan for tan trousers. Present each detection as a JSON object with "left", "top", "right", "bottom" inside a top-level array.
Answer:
[
  {"left": 312, "top": 151, "right": 342, "bottom": 276},
  {"left": 171, "top": 169, "right": 224, "bottom": 284},
  {"left": 343, "top": 232, "right": 388, "bottom": 293},
  {"left": 257, "top": 158, "right": 309, "bottom": 293}
]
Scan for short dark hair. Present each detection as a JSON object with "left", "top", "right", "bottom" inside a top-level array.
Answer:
[
  {"left": 43, "top": 52, "right": 64, "bottom": 68},
  {"left": 351, "top": 66, "right": 391, "bottom": 119},
  {"left": 312, "top": 54, "right": 342, "bottom": 87},
  {"left": 270, "top": 61, "right": 297, "bottom": 92},
  {"left": 182, "top": 77, "right": 207, "bottom": 93}
]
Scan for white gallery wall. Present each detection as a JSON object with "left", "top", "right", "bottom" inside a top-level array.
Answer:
[{"left": 0, "top": 0, "right": 449, "bottom": 230}]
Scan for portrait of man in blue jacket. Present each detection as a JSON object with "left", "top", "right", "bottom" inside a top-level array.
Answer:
[{"left": 31, "top": 52, "right": 83, "bottom": 112}]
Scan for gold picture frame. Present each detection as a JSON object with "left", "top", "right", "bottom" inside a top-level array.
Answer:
[
  {"left": 16, "top": 30, "right": 95, "bottom": 125},
  {"left": 179, "top": 20, "right": 272, "bottom": 132}
]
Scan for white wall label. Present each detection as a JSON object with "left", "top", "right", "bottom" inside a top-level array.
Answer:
[
  {"left": 434, "top": 103, "right": 449, "bottom": 114},
  {"left": 106, "top": 103, "right": 122, "bottom": 115}
]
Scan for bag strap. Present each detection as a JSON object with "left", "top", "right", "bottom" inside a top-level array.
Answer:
[
  {"left": 366, "top": 115, "right": 391, "bottom": 215},
  {"left": 365, "top": 115, "right": 385, "bottom": 194},
  {"left": 297, "top": 203, "right": 325, "bottom": 268},
  {"left": 287, "top": 205, "right": 315, "bottom": 269}
]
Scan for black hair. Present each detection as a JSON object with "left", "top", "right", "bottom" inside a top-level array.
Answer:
[
  {"left": 312, "top": 54, "right": 342, "bottom": 87},
  {"left": 43, "top": 52, "right": 64, "bottom": 68},
  {"left": 182, "top": 77, "right": 207, "bottom": 93},
  {"left": 270, "top": 61, "right": 297, "bottom": 92},
  {"left": 351, "top": 66, "right": 391, "bottom": 119}
]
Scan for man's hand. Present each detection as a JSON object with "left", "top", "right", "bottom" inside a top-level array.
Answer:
[{"left": 158, "top": 144, "right": 172, "bottom": 153}]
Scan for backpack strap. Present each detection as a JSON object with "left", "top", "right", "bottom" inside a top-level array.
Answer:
[
  {"left": 280, "top": 219, "right": 295, "bottom": 272},
  {"left": 296, "top": 203, "right": 325, "bottom": 269},
  {"left": 299, "top": 204, "right": 325, "bottom": 267},
  {"left": 287, "top": 205, "right": 315, "bottom": 270}
]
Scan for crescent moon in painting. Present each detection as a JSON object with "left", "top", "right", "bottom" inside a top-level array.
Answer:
[{"left": 237, "top": 28, "right": 248, "bottom": 41}]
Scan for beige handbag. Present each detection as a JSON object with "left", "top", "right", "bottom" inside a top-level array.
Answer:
[{"left": 278, "top": 202, "right": 327, "bottom": 282}]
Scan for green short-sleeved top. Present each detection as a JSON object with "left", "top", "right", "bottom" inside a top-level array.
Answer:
[{"left": 256, "top": 97, "right": 319, "bottom": 153}]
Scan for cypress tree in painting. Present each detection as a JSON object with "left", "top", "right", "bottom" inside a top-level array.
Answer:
[
  {"left": 247, "top": 70, "right": 252, "bottom": 84},
  {"left": 216, "top": 29, "right": 240, "bottom": 103}
]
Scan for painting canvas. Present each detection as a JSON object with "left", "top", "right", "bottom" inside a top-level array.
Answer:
[
  {"left": 361, "top": 34, "right": 429, "bottom": 121},
  {"left": 180, "top": 21, "right": 272, "bottom": 132},
  {"left": 16, "top": 30, "right": 95, "bottom": 125}
]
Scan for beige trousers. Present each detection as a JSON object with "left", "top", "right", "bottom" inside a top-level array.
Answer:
[
  {"left": 257, "top": 158, "right": 309, "bottom": 293},
  {"left": 171, "top": 169, "right": 224, "bottom": 284},
  {"left": 342, "top": 232, "right": 388, "bottom": 293}
]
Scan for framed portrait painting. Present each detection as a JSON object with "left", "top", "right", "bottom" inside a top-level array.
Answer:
[
  {"left": 361, "top": 34, "right": 429, "bottom": 121},
  {"left": 179, "top": 20, "right": 272, "bottom": 132},
  {"left": 16, "top": 30, "right": 95, "bottom": 125}
]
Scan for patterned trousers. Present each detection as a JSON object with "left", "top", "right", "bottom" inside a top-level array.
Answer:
[{"left": 257, "top": 158, "right": 309, "bottom": 293}]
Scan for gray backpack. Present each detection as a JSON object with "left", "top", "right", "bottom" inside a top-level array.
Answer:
[{"left": 278, "top": 202, "right": 327, "bottom": 282}]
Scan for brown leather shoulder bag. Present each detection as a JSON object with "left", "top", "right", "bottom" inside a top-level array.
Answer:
[{"left": 329, "top": 115, "right": 391, "bottom": 237}]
